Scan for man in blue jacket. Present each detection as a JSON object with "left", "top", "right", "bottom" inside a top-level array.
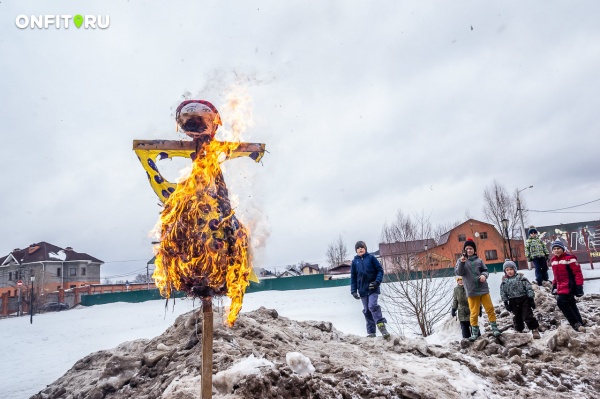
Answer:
[{"left": 350, "top": 241, "right": 390, "bottom": 338}]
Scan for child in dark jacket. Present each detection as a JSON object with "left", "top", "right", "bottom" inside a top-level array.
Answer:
[
  {"left": 550, "top": 240, "right": 586, "bottom": 332},
  {"left": 500, "top": 260, "right": 540, "bottom": 339}
]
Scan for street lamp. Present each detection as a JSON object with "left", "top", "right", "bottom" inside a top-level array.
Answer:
[
  {"left": 30, "top": 274, "right": 35, "bottom": 324},
  {"left": 517, "top": 185, "right": 533, "bottom": 269},
  {"left": 501, "top": 218, "right": 514, "bottom": 263}
]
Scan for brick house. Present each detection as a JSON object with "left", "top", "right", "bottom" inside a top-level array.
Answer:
[
  {"left": 426, "top": 219, "right": 526, "bottom": 270},
  {"left": 0, "top": 242, "right": 104, "bottom": 298}
]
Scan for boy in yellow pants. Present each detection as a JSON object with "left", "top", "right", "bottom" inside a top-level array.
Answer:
[{"left": 455, "top": 238, "right": 501, "bottom": 340}]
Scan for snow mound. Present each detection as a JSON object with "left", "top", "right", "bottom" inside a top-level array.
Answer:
[
  {"left": 31, "top": 287, "right": 600, "bottom": 399},
  {"left": 285, "top": 352, "right": 314, "bottom": 376}
]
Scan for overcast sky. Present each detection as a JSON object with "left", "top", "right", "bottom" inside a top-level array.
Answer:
[{"left": 1, "top": 1, "right": 599, "bottom": 278}]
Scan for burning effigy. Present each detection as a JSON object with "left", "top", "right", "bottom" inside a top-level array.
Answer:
[{"left": 133, "top": 99, "right": 265, "bottom": 326}]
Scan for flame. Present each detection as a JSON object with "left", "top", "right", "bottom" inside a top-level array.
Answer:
[{"left": 152, "top": 89, "right": 257, "bottom": 327}]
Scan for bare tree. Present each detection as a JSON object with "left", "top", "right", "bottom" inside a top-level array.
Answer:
[
  {"left": 326, "top": 235, "right": 348, "bottom": 267},
  {"left": 482, "top": 180, "right": 520, "bottom": 238},
  {"left": 379, "top": 211, "right": 453, "bottom": 337}
]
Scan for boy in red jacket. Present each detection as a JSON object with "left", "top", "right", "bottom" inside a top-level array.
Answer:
[{"left": 550, "top": 240, "right": 585, "bottom": 332}]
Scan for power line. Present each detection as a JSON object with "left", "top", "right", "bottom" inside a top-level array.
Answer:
[
  {"left": 528, "top": 197, "right": 600, "bottom": 213},
  {"left": 526, "top": 210, "right": 600, "bottom": 214}
]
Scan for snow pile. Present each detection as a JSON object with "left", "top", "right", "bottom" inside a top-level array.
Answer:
[
  {"left": 213, "top": 355, "right": 274, "bottom": 394},
  {"left": 285, "top": 352, "right": 315, "bottom": 376},
  {"left": 30, "top": 284, "right": 600, "bottom": 399}
]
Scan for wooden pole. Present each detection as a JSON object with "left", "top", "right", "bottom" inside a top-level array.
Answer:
[{"left": 201, "top": 297, "right": 213, "bottom": 399}]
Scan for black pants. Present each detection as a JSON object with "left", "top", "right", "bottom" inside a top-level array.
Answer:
[
  {"left": 557, "top": 294, "right": 583, "bottom": 327},
  {"left": 459, "top": 321, "right": 480, "bottom": 338},
  {"left": 532, "top": 257, "right": 549, "bottom": 286},
  {"left": 509, "top": 296, "right": 539, "bottom": 331}
]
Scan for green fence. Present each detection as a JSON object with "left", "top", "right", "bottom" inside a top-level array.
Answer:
[{"left": 81, "top": 265, "right": 507, "bottom": 307}]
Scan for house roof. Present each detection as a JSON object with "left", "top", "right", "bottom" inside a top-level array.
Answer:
[
  {"left": 301, "top": 263, "right": 320, "bottom": 271},
  {"left": 0, "top": 242, "right": 103, "bottom": 265},
  {"left": 437, "top": 218, "right": 499, "bottom": 246},
  {"left": 379, "top": 239, "right": 436, "bottom": 257}
]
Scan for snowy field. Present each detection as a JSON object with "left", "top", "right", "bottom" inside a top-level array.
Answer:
[{"left": 2, "top": 265, "right": 598, "bottom": 399}]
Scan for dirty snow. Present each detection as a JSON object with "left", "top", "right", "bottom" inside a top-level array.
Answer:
[{"left": 1, "top": 266, "right": 598, "bottom": 398}]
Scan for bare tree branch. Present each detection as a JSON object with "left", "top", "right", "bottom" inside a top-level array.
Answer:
[
  {"left": 325, "top": 235, "right": 348, "bottom": 267},
  {"left": 379, "top": 210, "right": 453, "bottom": 337}
]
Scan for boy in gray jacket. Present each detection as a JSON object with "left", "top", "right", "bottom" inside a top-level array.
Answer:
[
  {"left": 500, "top": 259, "right": 540, "bottom": 339},
  {"left": 455, "top": 238, "right": 501, "bottom": 340}
]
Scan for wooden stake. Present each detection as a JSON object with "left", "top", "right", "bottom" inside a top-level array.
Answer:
[{"left": 201, "top": 297, "right": 213, "bottom": 399}]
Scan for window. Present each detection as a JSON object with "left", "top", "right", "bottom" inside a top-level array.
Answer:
[
  {"left": 485, "top": 250, "right": 498, "bottom": 261},
  {"left": 8, "top": 272, "right": 12, "bottom": 281},
  {"left": 81, "top": 268, "right": 86, "bottom": 276},
  {"left": 480, "top": 232, "right": 488, "bottom": 239},
  {"left": 458, "top": 234, "right": 466, "bottom": 242},
  {"left": 69, "top": 267, "right": 77, "bottom": 276},
  {"left": 57, "top": 268, "right": 61, "bottom": 277},
  {"left": 70, "top": 284, "right": 76, "bottom": 289}
]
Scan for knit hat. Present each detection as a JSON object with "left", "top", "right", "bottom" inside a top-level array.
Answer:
[
  {"left": 551, "top": 240, "right": 566, "bottom": 251},
  {"left": 355, "top": 241, "right": 367, "bottom": 251},
  {"left": 528, "top": 228, "right": 538, "bottom": 235},
  {"left": 463, "top": 237, "right": 476, "bottom": 253},
  {"left": 503, "top": 259, "right": 517, "bottom": 272}
]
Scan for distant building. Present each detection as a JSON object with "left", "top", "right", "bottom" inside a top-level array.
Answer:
[
  {"left": 379, "top": 239, "right": 436, "bottom": 273},
  {"left": 0, "top": 242, "right": 103, "bottom": 297},
  {"left": 431, "top": 219, "right": 525, "bottom": 270},
  {"left": 278, "top": 269, "right": 302, "bottom": 278},
  {"left": 327, "top": 263, "right": 351, "bottom": 275},
  {"left": 379, "top": 219, "right": 527, "bottom": 272},
  {"left": 301, "top": 263, "right": 320, "bottom": 275}
]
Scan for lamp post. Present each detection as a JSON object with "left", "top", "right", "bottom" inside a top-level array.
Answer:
[
  {"left": 517, "top": 185, "right": 533, "bottom": 270},
  {"left": 30, "top": 274, "right": 35, "bottom": 324},
  {"left": 582, "top": 226, "right": 595, "bottom": 270},
  {"left": 501, "top": 218, "right": 513, "bottom": 262}
]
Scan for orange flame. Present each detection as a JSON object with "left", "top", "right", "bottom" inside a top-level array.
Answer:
[
  {"left": 151, "top": 88, "right": 262, "bottom": 327},
  {"left": 152, "top": 140, "right": 252, "bottom": 326}
]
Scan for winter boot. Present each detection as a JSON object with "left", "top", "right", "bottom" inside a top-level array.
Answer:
[
  {"left": 490, "top": 322, "right": 502, "bottom": 337},
  {"left": 377, "top": 322, "right": 390, "bottom": 339},
  {"left": 469, "top": 326, "right": 480, "bottom": 341},
  {"left": 531, "top": 329, "right": 541, "bottom": 339},
  {"left": 366, "top": 333, "right": 376, "bottom": 338},
  {"left": 573, "top": 323, "right": 586, "bottom": 333}
]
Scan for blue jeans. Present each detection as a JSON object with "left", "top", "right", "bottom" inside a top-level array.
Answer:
[
  {"left": 361, "top": 294, "right": 386, "bottom": 334},
  {"left": 532, "top": 257, "right": 549, "bottom": 286}
]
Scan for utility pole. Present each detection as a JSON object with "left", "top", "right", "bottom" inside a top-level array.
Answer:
[{"left": 517, "top": 185, "right": 533, "bottom": 270}]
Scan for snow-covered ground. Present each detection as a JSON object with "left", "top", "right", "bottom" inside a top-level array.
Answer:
[{"left": 2, "top": 265, "right": 598, "bottom": 399}]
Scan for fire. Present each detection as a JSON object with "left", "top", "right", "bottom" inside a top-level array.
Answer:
[{"left": 146, "top": 92, "right": 263, "bottom": 326}]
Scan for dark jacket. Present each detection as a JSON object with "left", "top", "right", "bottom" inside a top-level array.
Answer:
[
  {"left": 454, "top": 255, "right": 490, "bottom": 297},
  {"left": 500, "top": 273, "right": 534, "bottom": 301},
  {"left": 350, "top": 252, "right": 383, "bottom": 297},
  {"left": 451, "top": 285, "right": 470, "bottom": 322},
  {"left": 551, "top": 252, "right": 584, "bottom": 295}
]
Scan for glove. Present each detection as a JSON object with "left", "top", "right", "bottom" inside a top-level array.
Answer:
[
  {"left": 451, "top": 308, "right": 457, "bottom": 317},
  {"left": 575, "top": 285, "right": 584, "bottom": 297},
  {"left": 352, "top": 292, "right": 360, "bottom": 300},
  {"left": 368, "top": 281, "right": 380, "bottom": 291},
  {"left": 504, "top": 300, "right": 512, "bottom": 312},
  {"left": 551, "top": 284, "right": 558, "bottom": 295},
  {"left": 528, "top": 297, "right": 536, "bottom": 309}
]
